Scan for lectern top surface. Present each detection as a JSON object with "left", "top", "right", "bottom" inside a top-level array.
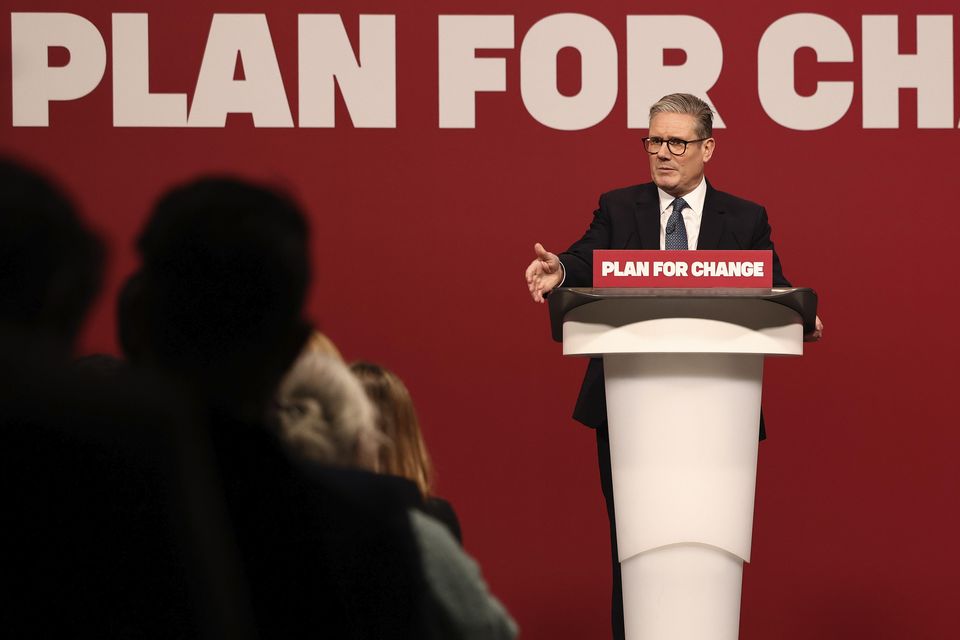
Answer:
[{"left": 547, "top": 287, "right": 818, "bottom": 342}]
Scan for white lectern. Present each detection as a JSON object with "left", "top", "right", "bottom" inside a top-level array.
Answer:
[{"left": 548, "top": 287, "right": 817, "bottom": 640}]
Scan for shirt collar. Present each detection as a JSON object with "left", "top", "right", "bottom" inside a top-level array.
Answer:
[{"left": 656, "top": 176, "right": 707, "bottom": 214}]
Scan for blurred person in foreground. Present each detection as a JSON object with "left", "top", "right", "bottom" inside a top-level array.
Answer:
[
  {"left": 275, "top": 351, "right": 517, "bottom": 640},
  {"left": 274, "top": 352, "right": 382, "bottom": 470},
  {"left": 0, "top": 158, "right": 231, "bottom": 637},
  {"left": 0, "top": 158, "right": 102, "bottom": 357},
  {"left": 120, "top": 176, "right": 431, "bottom": 638},
  {"left": 352, "top": 361, "right": 463, "bottom": 543}
]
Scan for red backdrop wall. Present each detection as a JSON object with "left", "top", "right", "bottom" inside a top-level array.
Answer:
[{"left": 3, "top": 2, "right": 959, "bottom": 638}]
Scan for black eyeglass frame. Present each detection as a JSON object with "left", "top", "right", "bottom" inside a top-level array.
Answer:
[{"left": 642, "top": 136, "right": 711, "bottom": 156}]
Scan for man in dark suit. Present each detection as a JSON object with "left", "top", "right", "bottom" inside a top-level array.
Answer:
[{"left": 524, "top": 93, "right": 822, "bottom": 639}]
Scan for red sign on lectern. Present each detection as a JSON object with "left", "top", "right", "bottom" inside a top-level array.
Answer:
[{"left": 593, "top": 250, "right": 773, "bottom": 288}]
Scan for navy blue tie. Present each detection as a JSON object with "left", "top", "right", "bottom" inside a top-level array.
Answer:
[{"left": 665, "top": 197, "right": 689, "bottom": 250}]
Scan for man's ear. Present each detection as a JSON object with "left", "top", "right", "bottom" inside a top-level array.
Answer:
[{"left": 702, "top": 138, "right": 716, "bottom": 163}]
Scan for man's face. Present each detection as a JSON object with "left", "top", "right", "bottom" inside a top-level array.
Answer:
[{"left": 647, "top": 112, "right": 715, "bottom": 197}]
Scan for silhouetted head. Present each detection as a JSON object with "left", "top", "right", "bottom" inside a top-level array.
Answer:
[
  {"left": 0, "top": 157, "right": 103, "bottom": 354},
  {"left": 126, "top": 177, "right": 311, "bottom": 415}
]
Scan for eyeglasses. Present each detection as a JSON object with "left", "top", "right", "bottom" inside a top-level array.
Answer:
[{"left": 642, "top": 136, "right": 709, "bottom": 156}]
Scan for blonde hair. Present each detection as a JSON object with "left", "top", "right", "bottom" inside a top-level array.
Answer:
[
  {"left": 304, "top": 330, "right": 344, "bottom": 361},
  {"left": 274, "top": 353, "right": 382, "bottom": 470},
  {"left": 350, "top": 362, "right": 433, "bottom": 497}
]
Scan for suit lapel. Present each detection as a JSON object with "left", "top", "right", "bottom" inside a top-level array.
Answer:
[
  {"left": 697, "top": 180, "right": 725, "bottom": 250},
  {"left": 633, "top": 183, "right": 661, "bottom": 250}
]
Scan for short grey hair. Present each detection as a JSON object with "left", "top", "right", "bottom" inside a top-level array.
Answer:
[
  {"left": 649, "top": 93, "right": 714, "bottom": 138},
  {"left": 274, "top": 352, "right": 385, "bottom": 470}
]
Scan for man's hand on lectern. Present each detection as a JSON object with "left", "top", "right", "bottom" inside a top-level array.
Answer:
[
  {"left": 804, "top": 315, "right": 823, "bottom": 342},
  {"left": 525, "top": 242, "right": 563, "bottom": 303}
]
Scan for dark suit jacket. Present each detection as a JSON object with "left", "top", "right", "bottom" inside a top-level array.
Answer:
[{"left": 558, "top": 181, "right": 791, "bottom": 431}]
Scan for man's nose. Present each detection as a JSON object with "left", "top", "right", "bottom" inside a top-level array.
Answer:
[{"left": 656, "top": 143, "right": 672, "bottom": 161}]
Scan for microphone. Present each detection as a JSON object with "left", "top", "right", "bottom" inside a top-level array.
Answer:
[{"left": 665, "top": 221, "right": 677, "bottom": 235}]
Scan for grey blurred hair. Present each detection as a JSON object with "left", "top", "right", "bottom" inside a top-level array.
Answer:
[
  {"left": 274, "top": 352, "right": 384, "bottom": 470},
  {"left": 649, "top": 93, "right": 714, "bottom": 138}
]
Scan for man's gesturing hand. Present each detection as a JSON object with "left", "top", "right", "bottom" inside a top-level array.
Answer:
[{"left": 525, "top": 242, "right": 563, "bottom": 303}]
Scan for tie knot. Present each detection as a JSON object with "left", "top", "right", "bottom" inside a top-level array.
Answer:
[{"left": 672, "top": 197, "right": 688, "bottom": 214}]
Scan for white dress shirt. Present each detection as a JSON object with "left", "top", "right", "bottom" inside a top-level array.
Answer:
[{"left": 658, "top": 177, "right": 707, "bottom": 250}]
